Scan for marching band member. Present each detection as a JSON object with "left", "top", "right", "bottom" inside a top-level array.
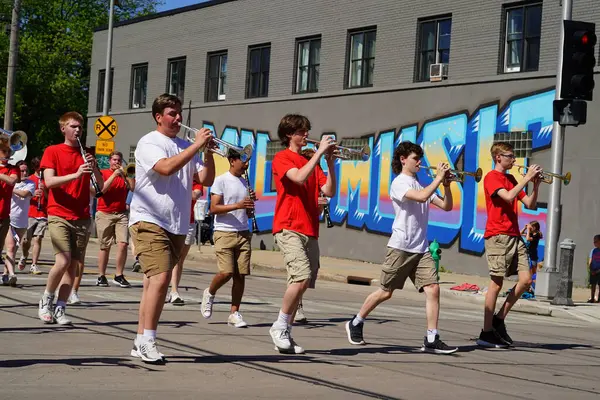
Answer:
[
  {"left": 0, "top": 146, "right": 19, "bottom": 285},
  {"left": 3, "top": 161, "right": 32, "bottom": 286},
  {"left": 268, "top": 114, "right": 336, "bottom": 354},
  {"left": 128, "top": 93, "right": 215, "bottom": 364},
  {"left": 477, "top": 142, "right": 541, "bottom": 348},
  {"left": 37, "top": 111, "right": 104, "bottom": 325},
  {"left": 345, "top": 141, "right": 458, "bottom": 354},
  {"left": 20, "top": 156, "right": 48, "bottom": 275},
  {"left": 200, "top": 149, "right": 254, "bottom": 327},
  {"left": 94, "top": 151, "right": 134, "bottom": 288}
]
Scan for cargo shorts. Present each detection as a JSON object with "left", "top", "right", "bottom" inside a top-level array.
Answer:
[
  {"left": 484, "top": 234, "right": 529, "bottom": 277},
  {"left": 274, "top": 229, "right": 320, "bottom": 287}
]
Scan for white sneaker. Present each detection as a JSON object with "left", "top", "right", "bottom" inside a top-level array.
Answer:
[
  {"left": 138, "top": 338, "right": 164, "bottom": 364},
  {"left": 228, "top": 311, "right": 248, "bottom": 328},
  {"left": 201, "top": 288, "right": 214, "bottom": 319},
  {"left": 53, "top": 306, "right": 72, "bottom": 325},
  {"left": 17, "top": 257, "right": 26, "bottom": 271},
  {"left": 169, "top": 291, "right": 185, "bottom": 306},
  {"left": 38, "top": 296, "right": 54, "bottom": 324},
  {"left": 269, "top": 324, "right": 292, "bottom": 351},
  {"left": 131, "top": 338, "right": 165, "bottom": 360},
  {"left": 29, "top": 264, "right": 42, "bottom": 275},
  {"left": 68, "top": 291, "right": 81, "bottom": 305},
  {"left": 295, "top": 304, "right": 308, "bottom": 324}
]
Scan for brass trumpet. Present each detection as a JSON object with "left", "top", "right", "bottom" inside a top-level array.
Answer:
[
  {"left": 515, "top": 164, "right": 572, "bottom": 185},
  {"left": 179, "top": 123, "right": 253, "bottom": 163},
  {"left": 421, "top": 165, "right": 483, "bottom": 183},
  {"left": 0, "top": 128, "right": 27, "bottom": 152},
  {"left": 305, "top": 138, "right": 371, "bottom": 161}
]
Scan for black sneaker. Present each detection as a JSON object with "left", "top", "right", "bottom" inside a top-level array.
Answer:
[
  {"left": 112, "top": 275, "right": 131, "bottom": 288},
  {"left": 345, "top": 317, "right": 366, "bottom": 345},
  {"left": 476, "top": 329, "right": 509, "bottom": 348},
  {"left": 492, "top": 315, "right": 513, "bottom": 345},
  {"left": 421, "top": 335, "right": 458, "bottom": 354},
  {"left": 131, "top": 259, "right": 141, "bottom": 273},
  {"left": 96, "top": 275, "right": 109, "bottom": 287}
]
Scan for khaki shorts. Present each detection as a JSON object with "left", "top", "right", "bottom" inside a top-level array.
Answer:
[
  {"left": 129, "top": 221, "right": 186, "bottom": 278},
  {"left": 0, "top": 218, "right": 11, "bottom": 250},
  {"left": 274, "top": 229, "right": 320, "bottom": 286},
  {"left": 47, "top": 216, "right": 91, "bottom": 263},
  {"left": 485, "top": 234, "right": 529, "bottom": 277},
  {"left": 213, "top": 230, "right": 252, "bottom": 275},
  {"left": 27, "top": 218, "right": 48, "bottom": 239},
  {"left": 185, "top": 222, "right": 196, "bottom": 246},
  {"left": 96, "top": 211, "right": 129, "bottom": 250},
  {"left": 379, "top": 247, "right": 438, "bottom": 293}
]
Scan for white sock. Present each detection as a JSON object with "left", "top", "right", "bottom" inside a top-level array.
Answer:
[
  {"left": 43, "top": 290, "right": 54, "bottom": 299},
  {"left": 275, "top": 311, "right": 290, "bottom": 328},
  {"left": 56, "top": 300, "right": 66, "bottom": 309},
  {"left": 352, "top": 315, "right": 365, "bottom": 326},
  {"left": 136, "top": 333, "right": 143, "bottom": 343},
  {"left": 143, "top": 329, "right": 157, "bottom": 340},
  {"left": 427, "top": 329, "right": 438, "bottom": 343}
]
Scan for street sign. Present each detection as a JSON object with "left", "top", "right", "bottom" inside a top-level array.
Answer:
[
  {"left": 95, "top": 139, "right": 115, "bottom": 156},
  {"left": 96, "top": 154, "right": 110, "bottom": 170},
  {"left": 94, "top": 116, "right": 119, "bottom": 140}
]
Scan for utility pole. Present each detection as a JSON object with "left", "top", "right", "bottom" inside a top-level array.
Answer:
[
  {"left": 102, "top": 0, "right": 115, "bottom": 116},
  {"left": 4, "top": 0, "right": 21, "bottom": 131},
  {"left": 537, "top": 0, "right": 572, "bottom": 299}
]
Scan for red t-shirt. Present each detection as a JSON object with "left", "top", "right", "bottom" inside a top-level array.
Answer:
[
  {"left": 483, "top": 170, "right": 526, "bottom": 238},
  {"left": 0, "top": 164, "right": 18, "bottom": 219},
  {"left": 97, "top": 169, "right": 128, "bottom": 213},
  {"left": 28, "top": 173, "right": 48, "bottom": 218},
  {"left": 40, "top": 143, "right": 91, "bottom": 220},
  {"left": 272, "top": 149, "right": 327, "bottom": 238},
  {"left": 190, "top": 183, "right": 203, "bottom": 223}
]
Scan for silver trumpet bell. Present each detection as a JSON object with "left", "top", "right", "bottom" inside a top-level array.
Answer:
[
  {"left": 179, "top": 123, "right": 253, "bottom": 163},
  {"left": 0, "top": 128, "right": 28, "bottom": 152}
]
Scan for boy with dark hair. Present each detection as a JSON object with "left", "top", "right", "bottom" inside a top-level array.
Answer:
[{"left": 345, "top": 141, "right": 457, "bottom": 354}]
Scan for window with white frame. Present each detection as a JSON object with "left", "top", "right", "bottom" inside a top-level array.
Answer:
[
  {"left": 347, "top": 27, "right": 376, "bottom": 88},
  {"left": 130, "top": 63, "right": 148, "bottom": 109},
  {"left": 416, "top": 17, "right": 452, "bottom": 81},
  {"left": 206, "top": 51, "right": 227, "bottom": 102},
  {"left": 129, "top": 146, "right": 136, "bottom": 163},
  {"left": 295, "top": 36, "right": 321, "bottom": 94},
  {"left": 503, "top": 3, "right": 542, "bottom": 73},
  {"left": 167, "top": 57, "right": 186, "bottom": 101}
]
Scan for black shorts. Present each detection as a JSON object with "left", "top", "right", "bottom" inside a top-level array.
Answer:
[{"left": 590, "top": 273, "right": 600, "bottom": 285}]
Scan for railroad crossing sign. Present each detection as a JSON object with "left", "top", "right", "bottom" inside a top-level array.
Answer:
[
  {"left": 95, "top": 139, "right": 115, "bottom": 156},
  {"left": 94, "top": 116, "right": 119, "bottom": 140}
]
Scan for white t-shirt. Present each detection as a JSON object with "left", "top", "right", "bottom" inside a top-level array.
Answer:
[
  {"left": 129, "top": 130, "right": 204, "bottom": 235},
  {"left": 210, "top": 171, "right": 249, "bottom": 232},
  {"left": 387, "top": 173, "right": 439, "bottom": 253},
  {"left": 10, "top": 179, "right": 35, "bottom": 229}
]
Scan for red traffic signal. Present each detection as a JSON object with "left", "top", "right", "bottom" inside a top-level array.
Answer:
[{"left": 560, "top": 20, "right": 597, "bottom": 101}]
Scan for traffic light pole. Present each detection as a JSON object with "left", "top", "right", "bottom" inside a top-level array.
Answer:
[
  {"left": 3, "top": 0, "right": 21, "bottom": 131},
  {"left": 538, "top": 0, "right": 572, "bottom": 297},
  {"left": 102, "top": 0, "right": 115, "bottom": 116}
]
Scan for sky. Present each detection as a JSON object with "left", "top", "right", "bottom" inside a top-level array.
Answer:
[{"left": 157, "top": 0, "right": 210, "bottom": 12}]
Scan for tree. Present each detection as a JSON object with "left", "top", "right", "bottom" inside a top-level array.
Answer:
[{"left": 0, "top": 0, "right": 163, "bottom": 158}]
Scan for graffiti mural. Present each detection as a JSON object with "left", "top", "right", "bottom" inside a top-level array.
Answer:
[{"left": 200, "top": 88, "right": 554, "bottom": 260}]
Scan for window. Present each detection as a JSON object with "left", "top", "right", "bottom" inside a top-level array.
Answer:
[
  {"left": 416, "top": 17, "right": 452, "bottom": 81},
  {"left": 167, "top": 57, "right": 186, "bottom": 101},
  {"left": 267, "top": 141, "right": 285, "bottom": 191},
  {"left": 295, "top": 36, "right": 321, "bottom": 94},
  {"left": 246, "top": 44, "right": 271, "bottom": 98},
  {"left": 96, "top": 68, "right": 114, "bottom": 113},
  {"left": 494, "top": 131, "right": 532, "bottom": 158},
  {"left": 129, "top": 146, "right": 136, "bottom": 163},
  {"left": 346, "top": 27, "right": 376, "bottom": 88},
  {"left": 206, "top": 51, "right": 228, "bottom": 102},
  {"left": 130, "top": 63, "right": 148, "bottom": 109},
  {"left": 503, "top": 3, "right": 542, "bottom": 73}
]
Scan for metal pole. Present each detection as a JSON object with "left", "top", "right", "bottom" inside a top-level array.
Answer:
[
  {"left": 543, "top": 0, "right": 572, "bottom": 273},
  {"left": 102, "top": 0, "right": 115, "bottom": 116},
  {"left": 3, "top": 0, "right": 21, "bottom": 131}
]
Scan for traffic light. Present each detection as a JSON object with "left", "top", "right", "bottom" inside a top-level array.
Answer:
[{"left": 560, "top": 20, "right": 597, "bottom": 101}]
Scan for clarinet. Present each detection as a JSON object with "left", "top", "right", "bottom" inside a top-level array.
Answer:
[
  {"left": 36, "top": 170, "right": 44, "bottom": 211},
  {"left": 321, "top": 192, "right": 334, "bottom": 228},
  {"left": 76, "top": 137, "right": 103, "bottom": 198},
  {"left": 243, "top": 171, "right": 260, "bottom": 234}
]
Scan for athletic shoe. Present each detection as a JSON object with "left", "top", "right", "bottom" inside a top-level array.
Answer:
[
  {"left": 8, "top": 274, "right": 17, "bottom": 287},
  {"left": 112, "top": 275, "right": 131, "bottom": 288},
  {"left": 96, "top": 275, "right": 109, "bottom": 287},
  {"left": 493, "top": 315, "right": 513, "bottom": 345},
  {"left": 228, "top": 311, "right": 248, "bottom": 328},
  {"left": 345, "top": 317, "right": 366, "bottom": 345},
  {"left": 29, "top": 264, "right": 42, "bottom": 275},
  {"left": 1, "top": 274, "right": 9, "bottom": 286},
  {"left": 294, "top": 304, "right": 308, "bottom": 324},
  {"left": 275, "top": 337, "right": 305, "bottom": 354},
  {"left": 200, "top": 288, "right": 214, "bottom": 319},
  {"left": 476, "top": 329, "right": 509, "bottom": 348},
  {"left": 53, "top": 306, "right": 72, "bottom": 325},
  {"left": 420, "top": 335, "right": 458, "bottom": 354},
  {"left": 138, "top": 338, "right": 165, "bottom": 364},
  {"left": 131, "top": 338, "right": 165, "bottom": 360},
  {"left": 131, "top": 259, "right": 141, "bottom": 273},
  {"left": 269, "top": 325, "right": 292, "bottom": 351},
  {"left": 38, "top": 296, "right": 54, "bottom": 324},
  {"left": 17, "top": 257, "right": 26, "bottom": 271},
  {"left": 68, "top": 291, "right": 81, "bottom": 305},
  {"left": 168, "top": 292, "right": 185, "bottom": 306}
]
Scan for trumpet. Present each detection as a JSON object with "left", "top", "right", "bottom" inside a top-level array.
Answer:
[
  {"left": 421, "top": 165, "right": 483, "bottom": 183},
  {"left": 124, "top": 163, "right": 136, "bottom": 178},
  {"left": 515, "top": 164, "right": 572, "bottom": 185},
  {"left": 0, "top": 128, "right": 27, "bottom": 152},
  {"left": 178, "top": 123, "right": 253, "bottom": 163},
  {"left": 305, "top": 138, "right": 371, "bottom": 161}
]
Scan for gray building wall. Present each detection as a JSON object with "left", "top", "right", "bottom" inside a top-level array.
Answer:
[{"left": 87, "top": 0, "right": 600, "bottom": 284}]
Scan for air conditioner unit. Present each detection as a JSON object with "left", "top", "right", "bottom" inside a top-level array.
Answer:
[{"left": 429, "top": 63, "right": 449, "bottom": 82}]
